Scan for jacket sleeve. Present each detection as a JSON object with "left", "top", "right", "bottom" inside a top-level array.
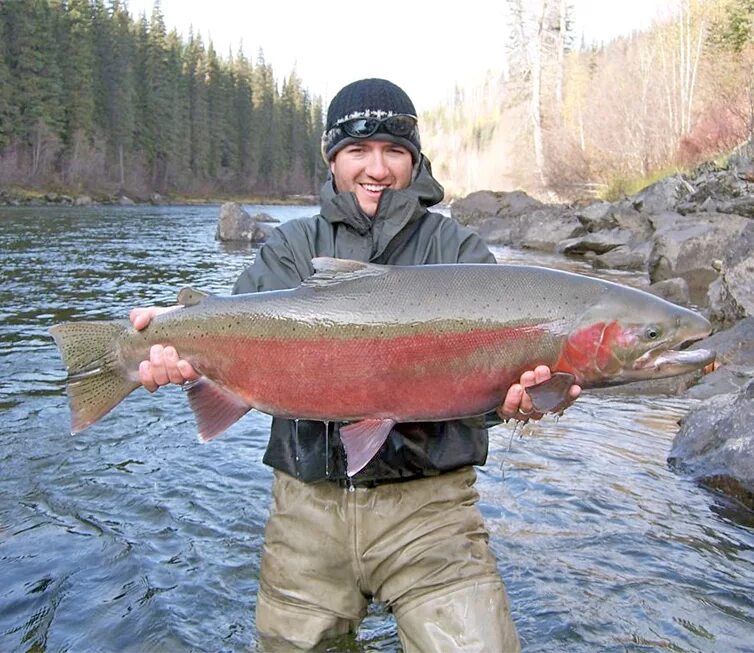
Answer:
[
  {"left": 457, "top": 231, "right": 496, "bottom": 264},
  {"left": 443, "top": 218, "right": 496, "bottom": 264},
  {"left": 232, "top": 222, "right": 315, "bottom": 294}
]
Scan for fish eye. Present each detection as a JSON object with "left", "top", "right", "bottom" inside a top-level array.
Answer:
[{"left": 644, "top": 325, "right": 662, "bottom": 340}]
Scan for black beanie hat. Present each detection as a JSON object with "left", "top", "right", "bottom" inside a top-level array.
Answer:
[{"left": 321, "top": 78, "right": 421, "bottom": 162}]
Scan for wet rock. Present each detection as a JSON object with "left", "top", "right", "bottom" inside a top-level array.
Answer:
[
  {"left": 216, "top": 202, "right": 274, "bottom": 243},
  {"left": 707, "top": 222, "right": 754, "bottom": 327},
  {"left": 648, "top": 211, "right": 750, "bottom": 306},
  {"left": 558, "top": 229, "right": 635, "bottom": 256},
  {"left": 647, "top": 277, "right": 691, "bottom": 306},
  {"left": 668, "top": 380, "right": 754, "bottom": 509},
  {"left": 118, "top": 196, "right": 135, "bottom": 205},
  {"left": 591, "top": 241, "right": 652, "bottom": 271},
  {"left": 685, "top": 317, "right": 754, "bottom": 400},
  {"left": 74, "top": 195, "right": 93, "bottom": 206}
]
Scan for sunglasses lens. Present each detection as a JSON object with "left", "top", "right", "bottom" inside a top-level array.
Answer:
[
  {"left": 384, "top": 115, "right": 416, "bottom": 136},
  {"left": 342, "top": 118, "right": 379, "bottom": 137},
  {"left": 338, "top": 114, "right": 416, "bottom": 139}
]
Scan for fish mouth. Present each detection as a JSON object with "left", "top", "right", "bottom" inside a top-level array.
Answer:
[{"left": 633, "top": 347, "right": 716, "bottom": 377}]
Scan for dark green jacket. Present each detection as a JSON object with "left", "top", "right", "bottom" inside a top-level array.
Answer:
[{"left": 233, "top": 156, "right": 496, "bottom": 485}]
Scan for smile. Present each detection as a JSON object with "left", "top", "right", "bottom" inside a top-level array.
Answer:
[{"left": 361, "top": 183, "right": 389, "bottom": 193}]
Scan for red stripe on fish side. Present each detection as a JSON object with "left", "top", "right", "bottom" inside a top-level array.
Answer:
[{"left": 187, "top": 324, "right": 553, "bottom": 421}]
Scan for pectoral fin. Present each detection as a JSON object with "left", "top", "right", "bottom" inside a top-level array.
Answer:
[
  {"left": 339, "top": 418, "right": 396, "bottom": 476},
  {"left": 527, "top": 372, "right": 576, "bottom": 414},
  {"left": 186, "top": 378, "right": 251, "bottom": 441}
]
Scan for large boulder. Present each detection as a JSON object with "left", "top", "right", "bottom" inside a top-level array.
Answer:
[
  {"left": 590, "top": 241, "right": 653, "bottom": 271},
  {"left": 716, "top": 196, "right": 754, "bottom": 218},
  {"left": 571, "top": 201, "right": 613, "bottom": 231},
  {"left": 451, "top": 190, "right": 545, "bottom": 226},
  {"left": 648, "top": 211, "right": 750, "bottom": 306},
  {"left": 559, "top": 204, "right": 654, "bottom": 271},
  {"left": 216, "top": 202, "right": 274, "bottom": 243},
  {"left": 685, "top": 317, "right": 754, "bottom": 400},
  {"left": 647, "top": 277, "right": 691, "bottom": 306},
  {"left": 630, "top": 175, "right": 692, "bottom": 214},
  {"left": 473, "top": 207, "right": 583, "bottom": 251},
  {"left": 668, "top": 380, "right": 754, "bottom": 509},
  {"left": 707, "top": 221, "right": 754, "bottom": 327},
  {"left": 517, "top": 208, "right": 584, "bottom": 251},
  {"left": 558, "top": 229, "right": 636, "bottom": 255}
]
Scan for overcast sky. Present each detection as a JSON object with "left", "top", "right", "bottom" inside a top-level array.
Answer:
[{"left": 125, "top": 0, "right": 675, "bottom": 110}]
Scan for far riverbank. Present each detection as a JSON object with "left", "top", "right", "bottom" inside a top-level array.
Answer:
[{"left": 0, "top": 186, "right": 319, "bottom": 208}]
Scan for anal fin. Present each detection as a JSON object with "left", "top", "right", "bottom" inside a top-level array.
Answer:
[
  {"left": 185, "top": 378, "right": 251, "bottom": 441},
  {"left": 339, "top": 418, "right": 396, "bottom": 476}
]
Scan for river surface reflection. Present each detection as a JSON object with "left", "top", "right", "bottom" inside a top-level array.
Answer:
[{"left": 1, "top": 204, "right": 752, "bottom": 652}]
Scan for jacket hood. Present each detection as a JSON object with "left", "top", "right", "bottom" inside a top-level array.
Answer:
[{"left": 318, "top": 154, "right": 445, "bottom": 235}]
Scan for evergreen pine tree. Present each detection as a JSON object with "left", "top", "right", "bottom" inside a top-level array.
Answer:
[
  {"left": 185, "top": 31, "right": 210, "bottom": 183},
  {"left": 230, "top": 45, "right": 254, "bottom": 187},
  {"left": 59, "top": 0, "right": 97, "bottom": 149},
  {"left": 0, "top": 10, "right": 18, "bottom": 150},
  {"left": 3, "top": 0, "right": 65, "bottom": 176}
]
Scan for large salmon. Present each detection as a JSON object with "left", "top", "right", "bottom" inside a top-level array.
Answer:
[{"left": 50, "top": 258, "right": 715, "bottom": 474}]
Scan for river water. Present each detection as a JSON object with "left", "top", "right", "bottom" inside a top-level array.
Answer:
[{"left": 1, "top": 204, "right": 752, "bottom": 652}]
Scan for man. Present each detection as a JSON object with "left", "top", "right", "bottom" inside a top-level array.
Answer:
[{"left": 132, "top": 78, "right": 580, "bottom": 651}]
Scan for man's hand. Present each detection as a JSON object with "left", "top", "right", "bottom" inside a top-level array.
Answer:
[
  {"left": 497, "top": 365, "right": 581, "bottom": 422},
  {"left": 129, "top": 306, "right": 200, "bottom": 392}
]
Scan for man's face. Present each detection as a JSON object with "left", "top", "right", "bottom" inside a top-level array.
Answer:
[{"left": 330, "top": 140, "right": 413, "bottom": 217}]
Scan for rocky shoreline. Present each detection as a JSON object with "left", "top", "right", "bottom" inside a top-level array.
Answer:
[
  {"left": 452, "top": 154, "right": 754, "bottom": 510},
  {"left": 0, "top": 189, "right": 319, "bottom": 208},
  {"left": 0, "top": 190, "right": 167, "bottom": 207}
]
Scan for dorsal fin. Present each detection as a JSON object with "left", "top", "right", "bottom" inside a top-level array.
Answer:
[
  {"left": 303, "top": 257, "right": 388, "bottom": 288},
  {"left": 177, "top": 287, "right": 210, "bottom": 307}
]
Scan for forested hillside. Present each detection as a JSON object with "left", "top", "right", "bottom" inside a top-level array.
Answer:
[
  {"left": 0, "top": 0, "right": 325, "bottom": 199},
  {"left": 423, "top": 0, "right": 754, "bottom": 200}
]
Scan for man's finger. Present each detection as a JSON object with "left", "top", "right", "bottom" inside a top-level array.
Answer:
[
  {"left": 149, "top": 345, "right": 170, "bottom": 387},
  {"left": 177, "top": 359, "right": 200, "bottom": 382},
  {"left": 497, "top": 383, "right": 524, "bottom": 419},
  {"left": 533, "top": 365, "right": 551, "bottom": 385},
  {"left": 139, "top": 360, "right": 158, "bottom": 393},
  {"left": 163, "top": 346, "right": 187, "bottom": 385},
  {"left": 519, "top": 370, "right": 536, "bottom": 389},
  {"left": 130, "top": 308, "right": 153, "bottom": 331}
]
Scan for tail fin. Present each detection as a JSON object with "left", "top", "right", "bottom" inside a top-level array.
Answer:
[{"left": 49, "top": 320, "right": 139, "bottom": 433}]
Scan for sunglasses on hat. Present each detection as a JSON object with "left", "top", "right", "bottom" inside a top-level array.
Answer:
[{"left": 336, "top": 114, "right": 417, "bottom": 139}]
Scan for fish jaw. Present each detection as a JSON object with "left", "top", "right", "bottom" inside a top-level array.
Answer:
[{"left": 636, "top": 348, "right": 717, "bottom": 377}]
